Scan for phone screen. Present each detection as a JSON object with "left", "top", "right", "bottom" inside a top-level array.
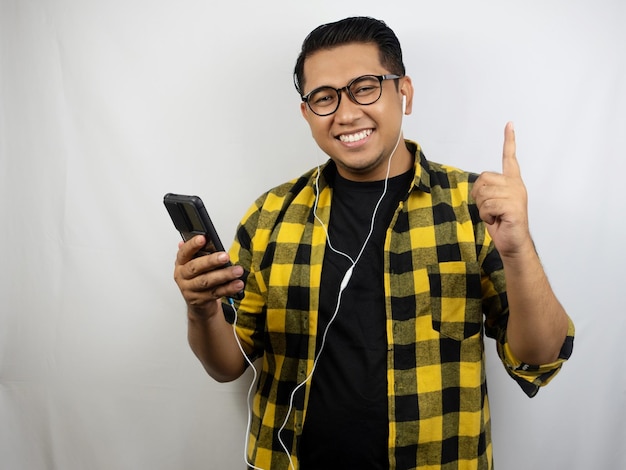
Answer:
[{"left": 163, "top": 193, "right": 225, "bottom": 257}]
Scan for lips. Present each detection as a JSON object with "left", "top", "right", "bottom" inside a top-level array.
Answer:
[{"left": 337, "top": 129, "right": 373, "bottom": 143}]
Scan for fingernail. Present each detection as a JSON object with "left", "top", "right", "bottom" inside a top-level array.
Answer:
[{"left": 218, "top": 253, "right": 229, "bottom": 263}]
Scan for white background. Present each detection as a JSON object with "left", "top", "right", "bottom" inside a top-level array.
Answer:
[{"left": 1, "top": 0, "right": 625, "bottom": 468}]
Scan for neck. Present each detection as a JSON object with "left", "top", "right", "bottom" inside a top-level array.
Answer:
[
  {"left": 339, "top": 132, "right": 413, "bottom": 182},
  {"left": 386, "top": 135, "right": 413, "bottom": 178}
]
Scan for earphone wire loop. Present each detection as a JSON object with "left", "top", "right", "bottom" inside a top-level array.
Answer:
[{"left": 229, "top": 299, "right": 266, "bottom": 470}]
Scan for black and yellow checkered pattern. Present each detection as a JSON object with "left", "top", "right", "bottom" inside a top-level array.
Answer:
[{"left": 226, "top": 141, "right": 574, "bottom": 469}]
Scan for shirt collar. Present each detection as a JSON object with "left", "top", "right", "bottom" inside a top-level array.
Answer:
[
  {"left": 316, "top": 139, "right": 432, "bottom": 194},
  {"left": 405, "top": 139, "right": 432, "bottom": 194}
]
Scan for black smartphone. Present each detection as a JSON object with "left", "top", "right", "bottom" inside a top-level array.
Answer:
[{"left": 163, "top": 193, "right": 244, "bottom": 300}]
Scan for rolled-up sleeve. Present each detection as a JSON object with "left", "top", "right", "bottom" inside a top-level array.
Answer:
[{"left": 496, "top": 318, "right": 575, "bottom": 397}]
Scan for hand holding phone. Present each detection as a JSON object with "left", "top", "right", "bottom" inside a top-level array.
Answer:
[{"left": 164, "top": 193, "right": 245, "bottom": 300}]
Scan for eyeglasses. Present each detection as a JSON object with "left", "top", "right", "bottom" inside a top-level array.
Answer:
[{"left": 301, "top": 74, "right": 402, "bottom": 116}]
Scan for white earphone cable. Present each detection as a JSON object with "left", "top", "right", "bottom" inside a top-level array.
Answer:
[
  {"left": 228, "top": 298, "right": 265, "bottom": 470},
  {"left": 277, "top": 130, "right": 405, "bottom": 469},
  {"left": 233, "top": 129, "right": 405, "bottom": 470}
]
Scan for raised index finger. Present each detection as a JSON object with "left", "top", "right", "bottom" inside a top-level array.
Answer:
[{"left": 502, "top": 121, "right": 521, "bottom": 178}]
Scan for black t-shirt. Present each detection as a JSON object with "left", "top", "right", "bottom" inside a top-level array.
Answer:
[{"left": 299, "top": 168, "right": 413, "bottom": 469}]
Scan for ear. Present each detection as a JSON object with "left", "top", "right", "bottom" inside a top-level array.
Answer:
[
  {"left": 400, "top": 76, "right": 414, "bottom": 115},
  {"left": 300, "top": 101, "right": 310, "bottom": 121}
]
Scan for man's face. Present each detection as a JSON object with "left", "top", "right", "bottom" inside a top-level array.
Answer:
[{"left": 300, "top": 42, "right": 413, "bottom": 182}]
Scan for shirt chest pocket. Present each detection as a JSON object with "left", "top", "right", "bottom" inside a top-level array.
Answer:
[{"left": 427, "top": 262, "right": 483, "bottom": 340}]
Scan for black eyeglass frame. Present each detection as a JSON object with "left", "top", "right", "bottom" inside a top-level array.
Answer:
[{"left": 301, "top": 74, "right": 402, "bottom": 116}]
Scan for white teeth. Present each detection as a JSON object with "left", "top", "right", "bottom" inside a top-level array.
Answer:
[{"left": 339, "top": 129, "right": 372, "bottom": 143}]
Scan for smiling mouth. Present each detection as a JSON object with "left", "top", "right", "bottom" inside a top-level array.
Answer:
[{"left": 338, "top": 129, "right": 373, "bottom": 143}]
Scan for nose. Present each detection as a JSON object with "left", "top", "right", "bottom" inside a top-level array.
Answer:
[{"left": 334, "top": 88, "right": 361, "bottom": 121}]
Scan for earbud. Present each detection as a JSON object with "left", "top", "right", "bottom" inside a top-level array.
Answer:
[{"left": 402, "top": 95, "right": 406, "bottom": 115}]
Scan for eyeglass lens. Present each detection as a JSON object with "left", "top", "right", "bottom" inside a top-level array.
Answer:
[{"left": 307, "top": 75, "right": 383, "bottom": 116}]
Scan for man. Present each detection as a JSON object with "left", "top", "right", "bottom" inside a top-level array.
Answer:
[{"left": 173, "top": 16, "right": 574, "bottom": 470}]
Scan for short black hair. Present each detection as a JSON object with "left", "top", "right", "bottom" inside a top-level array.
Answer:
[{"left": 293, "top": 16, "right": 406, "bottom": 95}]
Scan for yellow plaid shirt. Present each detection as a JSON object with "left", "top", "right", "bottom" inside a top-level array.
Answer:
[{"left": 227, "top": 141, "right": 574, "bottom": 469}]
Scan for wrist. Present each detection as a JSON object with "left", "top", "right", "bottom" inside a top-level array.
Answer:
[
  {"left": 498, "top": 234, "right": 536, "bottom": 260},
  {"left": 187, "top": 300, "right": 221, "bottom": 321}
]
